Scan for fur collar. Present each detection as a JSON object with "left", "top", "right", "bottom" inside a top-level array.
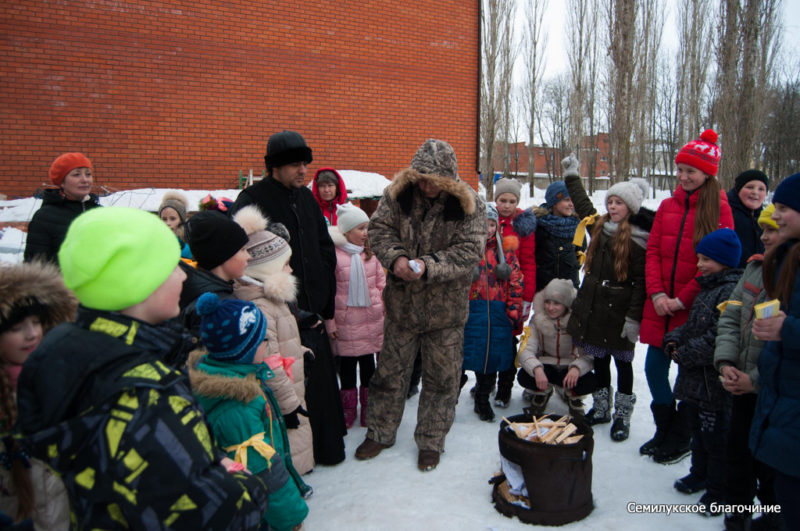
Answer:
[
  {"left": 187, "top": 350, "right": 264, "bottom": 403},
  {"left": 389, "top": 168, "right": 477, "bottom": 220},
  {"left": 511, "top": 208, "right": 537, "bottom": 237},
  {"left": 328, "top": 225, "right": 348, "bottom": 248},
  {"left": 238, "top": 271, "right": 297, "bottom": 303}
]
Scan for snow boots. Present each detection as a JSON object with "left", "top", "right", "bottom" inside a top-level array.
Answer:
[
  {"left": 341, "top": 388, "right": 358, "bottom": 429},
  {"left": 474, "top": 373, "right": 496, "bottom": 422},
  {"left": 525, "top": 384, "right": 554, "bottom": 417},
  {"left": 674, "top": 472, "right": 707, "bottom": 494},
  {"left": 561, "top": 387, "right": 585, "bottom": 418},
  {"left": 640, "top": 401, "right": 674, "bottom": 456},
  {"left": 494, "top": 367, "right": 515, "bottom": 408},
  {"left": 359, "top": 386, "right": 369, "bottom": 427},
  {"left": 584, "top": 386, "right": 613, "bottom": 425},
  {"left": 610, "top": 392, "right": 636, "bottom": 441},
  {"left": 652, "top": 401, "right": 692, "bottom": 464}
]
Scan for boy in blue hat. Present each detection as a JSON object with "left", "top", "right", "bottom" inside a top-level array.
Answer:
[{"left": 662, "top": 228, "right": 743, "bottom": 515}]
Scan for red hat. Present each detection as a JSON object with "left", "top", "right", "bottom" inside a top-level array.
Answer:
[
  {"left": 49, "top": 153, "right": 93, "bottom": 186},
  {"left": 675, "top": 129, "right": 720, "bottom": 176}
]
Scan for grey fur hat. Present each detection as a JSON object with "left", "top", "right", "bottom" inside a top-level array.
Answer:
[
  {"left": 542, "top": 278, "right": 577, "bottom": 308},
  {"left": 494, "top": 177, "right": 522, "bottom": 201},
  {"left": 606, "top": 178, "right": 649, "bottom": 215},
  {"left": 411, "top": 139, "right": 458, "bottom": 179},
  {"left": 158, "top": 191, "right": 189, "bottom": 223}
]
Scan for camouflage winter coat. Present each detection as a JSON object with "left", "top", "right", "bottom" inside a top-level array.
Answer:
[{"left": 368, "top": 168, "right": 487, "bottom": 332}]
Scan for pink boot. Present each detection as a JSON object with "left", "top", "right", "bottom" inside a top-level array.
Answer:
[
  {"left": 341, "top": 388, "right": 357, "bottom": 429},
  {"left": 359, "top": 386, "right": 369, "bottom": 427}
]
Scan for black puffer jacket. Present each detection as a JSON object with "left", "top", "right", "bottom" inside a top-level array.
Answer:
[
  {"left": 23, "top": 189, "right": 101, "bottom": 263},
  {"left": 727, "top": 188, "right": 763, "bottom": 266},
  {"left": 231, "top": 177, "right": 337, "bottom": 319},
  {"left": 178, "top": 261, "right": 235, "bottom": 341},
  {"left": 666, "top": 268, "right": 743, "bottom": 411}
]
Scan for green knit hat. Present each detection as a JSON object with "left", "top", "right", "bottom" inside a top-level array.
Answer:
[{"left": 58, "top": 207, "right": 180, "bottom": 311}]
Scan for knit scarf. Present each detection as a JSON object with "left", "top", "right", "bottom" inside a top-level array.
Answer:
[
  {"left": 538, "top": 214, "right": 580, "bottom": 239},
  {"left": 341, "top": 243, "right": 371, "bottom": 307},
  {"left": 602, "top": 219, "right": 650, "bottom": 250}
]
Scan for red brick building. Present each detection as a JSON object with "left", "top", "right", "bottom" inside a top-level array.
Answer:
[
  {"left": 493, "top": 133, "right": 611, "bottom": 179},
  {"left": 0, "top": 2, "right": 479, "bottom": 198}
]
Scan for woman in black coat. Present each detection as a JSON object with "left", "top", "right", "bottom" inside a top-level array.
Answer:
[
  {"left": 727, "top": 169, "right": 768, "bottom": 267},
  {"left": 24, "top": 153, "right": 101, "bottom": 263}
]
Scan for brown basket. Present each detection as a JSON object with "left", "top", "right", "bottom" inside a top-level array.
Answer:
[{"left": 493, "top": 413, "right": 594, "bottom": 526}]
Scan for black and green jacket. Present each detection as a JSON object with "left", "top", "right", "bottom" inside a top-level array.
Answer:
[{"left": 16, "top": 308, "right": 269, "bottom": 530}]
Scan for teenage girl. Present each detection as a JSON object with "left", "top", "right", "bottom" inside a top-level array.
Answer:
[{"left": 639, "top": 129, "right": 733, "bottom": 463}]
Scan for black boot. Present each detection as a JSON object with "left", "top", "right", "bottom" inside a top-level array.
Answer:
[
  {"left": 653, "top": 401, "right": 692, "bottom": 464},
  {"left": 494, "top": 367, "right": 515, "bottom": 408},
  {"left": 474, "top": 373, "right": 496, "bottom": 422},
  {"left": 640, "top": 401, "right": 674, "bottom": 456}
]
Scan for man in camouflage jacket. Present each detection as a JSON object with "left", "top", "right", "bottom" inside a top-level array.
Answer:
[{"left": 355, "top": 139, "right": 486, "bottom": 471}]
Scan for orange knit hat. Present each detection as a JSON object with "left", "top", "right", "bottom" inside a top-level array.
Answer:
[{"left": 49, "top": 152, "right": 93, "bottom": 186}]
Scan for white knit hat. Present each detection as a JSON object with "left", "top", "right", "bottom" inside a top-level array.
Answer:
[
  {"left": 337, "top": 202, "right": 370, "bottom": 233},
  {"left": 605, "top": 178, "right": 649, "bottom": 215},
  {"left": 494, "top": 177, "right": 522, "bottom": 201},
  {"left": 542, "top": 278, "right": 577, "bottom": 307}
]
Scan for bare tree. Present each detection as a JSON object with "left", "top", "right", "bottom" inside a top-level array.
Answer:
[
  {"left": 606, "top": 0, "right": 638, "bottom": 182},
  {"left": 566, "top": 0, "right": 592, "bottom": 154},
  {"left": 521, "top": 0, "right": 548, "bottom": 188},
  {"left": 539, "top": 75, "right": 571, "bottom": 180},
  {"left": 480, "top": 0, "right": 515, "bottom": 200},
  {"left": 676, "top": 0, "right": 714, "bottom": 144},
  {"left": 712, "top": 0, "right": 782, "bottom": 187}
]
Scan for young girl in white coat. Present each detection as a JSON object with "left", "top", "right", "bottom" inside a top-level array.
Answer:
[{"left": 326, "top": 203, "right": 386, "bottom": 429}]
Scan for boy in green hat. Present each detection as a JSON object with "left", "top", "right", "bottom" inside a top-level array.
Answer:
[{"left": 16, "top": 207, "right": 269, "bottom": 529}]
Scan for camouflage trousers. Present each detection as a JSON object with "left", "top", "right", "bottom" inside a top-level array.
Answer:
[{"left": 366, "top": 319, "right": 464, "bottom": 452}]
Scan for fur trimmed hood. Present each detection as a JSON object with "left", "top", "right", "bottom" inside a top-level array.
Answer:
[
  {"left": 388, "top": 168, "right": 477, "bottom": 220},
  {"left": 238, "top": 270, "right": 298, "bottom": 304},
  {"left": 0, "top": 260, "right": 77, "bottom": 331},
  {"left": 511, "top": 208, "right": 537, "bottom": 237},
  {"left": 532, "top": 281, "right": 575, "bottom": 331},
  {"left": 187, "top": 350, "right": 264, "bottom": 403},
  {"left": 328, "top": 225, "right": 348, "bottom": 248}
]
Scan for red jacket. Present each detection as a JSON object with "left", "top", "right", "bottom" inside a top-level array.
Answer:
[
  {"left": 640, "top": 185, "right": 734, "bottom": 347},
  {"left": 498, "top": 207, "right": 537, "bottom": 301},
  {"left": 311, "top": 168, "right": 348, "bottom": 225}
]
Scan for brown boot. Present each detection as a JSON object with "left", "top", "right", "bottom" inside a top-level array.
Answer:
[
  {"left": 355, "top": 437, "right": 392, "bottom": 460},
  {"left": 418, "top": 449, "right": 440, "bottom": 471}
]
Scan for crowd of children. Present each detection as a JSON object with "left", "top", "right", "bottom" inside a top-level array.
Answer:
[{"left": 3, "top": 143, "right": 798, "bottom": 529}]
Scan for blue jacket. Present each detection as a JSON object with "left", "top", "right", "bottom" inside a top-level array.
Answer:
[{"left": 750, "top": 239, "right": 800, "bottom": 477}]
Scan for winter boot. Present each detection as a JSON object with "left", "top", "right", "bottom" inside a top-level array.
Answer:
[
  {"left": 340, "top": 388, "right": 358, "bottom": 429},
  {"left": 750, "top": 512, "right": 782, "bottom": 531},
  {"left": 724, "top": 512, "right": 752, "bottom": 531},
  {"left": 494, "top": 367, "right": 515, "bottom": 408},
  {"left": 610, "top": 392, "right": 636, "bottom": 441},
  {"left": 640, "top": 401, "right": 674, "bottom": 456},
  {"left": 359, "top": 386, "right": 369, "bottom": 427},
  {"left": 674, "top": 472, "right": 707, "bottom": 494},
  {"left": 525, "top": 384, "right": 554, "bottom": 417},
  {"left": 561, "top": 387, "right": 585, "bottom": 419},
  {"left": 653, "top": 401, "right": 692, "bottom": 464},
  {"left": 473, "top": 373, "right": 496, "bottom": 422},
  {"left": 584, "top": 386, "right": 613, "bottom": 425}
]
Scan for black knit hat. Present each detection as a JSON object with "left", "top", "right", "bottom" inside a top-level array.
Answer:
[
  {"left": 734, "top": 169, "right": 769, "bottom": 193},
  {"left": 264, "top": 130, "right": 313, "bottom": 169},
  {"left": 186, "top": 211, "right": 249, "bottom": 270}
]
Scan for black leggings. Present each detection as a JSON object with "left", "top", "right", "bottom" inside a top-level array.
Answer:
[
  {"left": 339, "top": 354, "right": 376, "bottom": 390},
  {"left": 593, "top": 354, "right": 633, "bottom": 394}
]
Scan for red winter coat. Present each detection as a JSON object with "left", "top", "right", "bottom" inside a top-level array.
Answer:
[
  {"left": 311, "top": 168, "right": 348, "bottom": 225},
  {"left": 640, "top": 185, "right": 733, "bottom": 347},
  {"left": 498, "top": 208, "right": 537, "bottom": 302}
]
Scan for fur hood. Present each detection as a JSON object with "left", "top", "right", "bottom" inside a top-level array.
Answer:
[
  {"left": 328, "top": 225, "right": 348, "bottom": 248},
  {"left": 238, "top": 270, "right": 297, "bottom": 304},
  {"left": 0, "top": 261, "right": 77, "bottom": 330},
  {"left": 511, "top": 208, "right": 537, "bottom": 237},
  {"left": 532, "top": 283, "right": 574, "bottom": 332},
  {"left": 187, "top": 349, "right": 264, "bottom": 403},
  {"left": 388, "top": 168, "right": 477, "bottom": 220}
]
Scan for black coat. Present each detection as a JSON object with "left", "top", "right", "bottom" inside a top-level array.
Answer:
[
  {"left": 231, "top": 177, "right": 337, "bottom": 319},
  {"left": 177, "top": 261, "right": 235, "bottom": 344},
  {"left": 666, "top": 268, "right": 742, "bottom": 411},
  {"left": 24, "top": 189, "right": 101, "bottom": 263},
  {"left": 534, "top": 210, "right": 582, "bottom": 291},
  {"left": 727, "top": 188, "right": 764, "bottom": 266},
  {"left": 568, "top": 215, "right": 650, "bottom": 351}
]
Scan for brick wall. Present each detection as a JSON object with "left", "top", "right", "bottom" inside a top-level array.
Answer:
[{"left": 0, "top": 1, "right": 479, "bottom": 198}]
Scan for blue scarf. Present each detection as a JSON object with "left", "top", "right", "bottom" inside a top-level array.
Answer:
[{"left": 537, "top": 214, "right": 579, "bottom": 240}]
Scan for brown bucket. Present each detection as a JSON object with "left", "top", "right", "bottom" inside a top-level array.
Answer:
[{"left": 493, "top": 413, "right": 594, "bottom": 526}]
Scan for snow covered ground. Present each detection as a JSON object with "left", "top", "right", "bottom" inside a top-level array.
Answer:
[{"left": 0, "top": 179, "right": 723, "bottom": 530}]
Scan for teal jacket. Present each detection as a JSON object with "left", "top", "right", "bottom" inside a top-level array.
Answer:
[{"left": 190, "top": 355, "right": 310, "bottom": 531}]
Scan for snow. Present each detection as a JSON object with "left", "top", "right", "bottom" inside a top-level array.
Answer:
[{"left": 0, "top": 180, "right": 721, "bottom": 530}]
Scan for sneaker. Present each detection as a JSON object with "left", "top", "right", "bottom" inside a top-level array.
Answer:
[
  {"left": 418, "top": 449, "right": 440, "bottom": 471},
  {"left": 674, "top": 473, "right": 707, "bottom": 494},
  {"left": 355, "top": 438, "right": 392, "bottom": 460}
]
